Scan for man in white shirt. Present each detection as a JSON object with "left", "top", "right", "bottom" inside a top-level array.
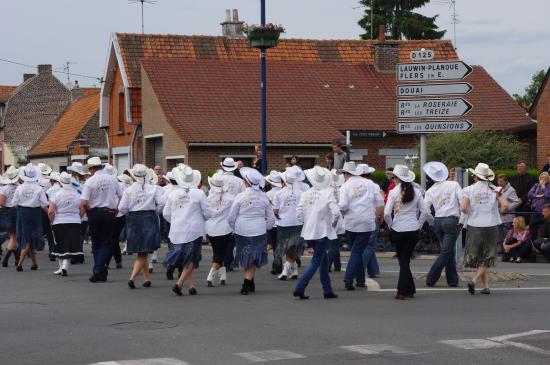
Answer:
[
  {"left": 81, "top": 157, "right": 123, "bottom": 282},
  {"left": 423, "top": 162, "right": 463, "bottom": 288},
  {"left": 339, "top": 162, "right": 384, "bottom": 291}
]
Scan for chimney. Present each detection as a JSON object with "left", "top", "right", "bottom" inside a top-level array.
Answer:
[
  {"left": 70, "top": 80, "right": 84, "bottom": 102},
  {"left": 221, "top": 9, "right": 245, "bottom": 38},
  {"left": 374, "top": 25, "right": 398, "bottom": 73},
  {"left": 23, "top": 73, "right": 36, "bottom": 82},
  {"left": 37, "top": 64, "right": 52, "bottom": 75}
]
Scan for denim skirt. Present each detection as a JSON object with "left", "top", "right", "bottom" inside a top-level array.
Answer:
[
  {"left": 16, "top": 207, "right": 44, "bottom": 250},
  {"left": 464, "top": 225, "right": 499, "bottom": 268},
  {"left": 126, "top": 210, "right": 161, "bottom": 254},
  {"left": 163, "top": 236, "right": 202, "bottom": 269},
  {"left": 235, "top": 233, "right": 268, "bottom": 269},
  {"left": 0, "top": 207, "right": 17, "bottom": 233}
]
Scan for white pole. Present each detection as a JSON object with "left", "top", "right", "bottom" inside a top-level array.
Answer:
[{"left": 420, "top": 134, "right": 427, "bottom": 189}]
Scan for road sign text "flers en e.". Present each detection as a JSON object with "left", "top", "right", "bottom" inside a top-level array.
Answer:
[
  {"left": 396, "top": 120, "right": 473, "bottom": 134},
  {"left": 397, "top": 83, "right": 473, "bottom": 97},
  {"left": 397, "top": 61, "right": 473, "bottom": 82},
  {"left": 397, "top": 98, "right": 472, "bottom": 118}
]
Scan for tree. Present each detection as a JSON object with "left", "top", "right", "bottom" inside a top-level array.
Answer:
[
  {"left": 425, "top": 129, "right": 526, "bottom": 170},
  {"left": 358, "top": 0, "right": 446, "bottom": 40},
  {"left": 513, "top": 69, "right": 546, "bottom": 109}
]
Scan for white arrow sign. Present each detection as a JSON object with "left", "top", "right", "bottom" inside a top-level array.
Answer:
[
  {"left": 397, "top": 98, "right": 473, "bottom": 118},
  {"left": 397, "top": 83, "right": 473, "bottom": 97},
  {"left": 396, "top": 120, "right": 473, "bottom": 134},
  {"left": 397, "top": 61, "right": 473, "bottom": 82}
]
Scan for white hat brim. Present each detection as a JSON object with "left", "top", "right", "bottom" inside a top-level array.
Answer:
[
  {"left": 220, "top": 162, "right": 237, "bottom": 172},
  {"left": 423, "top": 162, "right": 449, "bottom": 182},
  {"left": 469, "top": 168, "right": 495, "bottom": 181},
  {"left": 265, "top": 176, "right": 282, "bottom": 188},
  {"left": 176, "top": 170, "right": 202, "bottom": 188},
  {"left": 395, "top": 171, "right": 416, "bottom": 183},
  {"left": 305, "top": 169, "right": 331, "bottom": 189}
]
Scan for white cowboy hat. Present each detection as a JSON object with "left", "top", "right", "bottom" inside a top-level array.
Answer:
[
  {"left": 37, "top": 162, "right": 53, "bottom": 176},
  {"left": 86, "top": 157, "right": 103, "bottom": 168},
  {"left": 3, "top": 166, "right": 20, "bottom": 184},
  {"left": 240, "top": 167, "right": 265, "bottom": 190},
  {"left": 340, "top": 161, "right": 361, "bottom": 176},
  {"left": 48, "top": 171, "right": 61, "bottom": 182},
  {"left": 103, "top": 163, "right": 118, "bottom": 176},
  {"left": 117, "top": 174, "right": 134, "bottom": 187},
  {"left": 331, "top": 169, "right": 345, "bottom": 187},
  {"left": 174, "top": 164, "right": 201, "bottom": 189},
  {"left": 280, "top": 165, "right": 305, "bottom": 185},
  {"left": 393, "top": 164, "right": 416, "bottom": 183},
  {"left": 67, "top": 162, "right": 89, "bottom": 176},
  {"left": 357, "top": 163, "right": 375, "bottom": 175},
  {"left": 147, "top": 168, "right": 158, "bottom": 185},
  {"left": 58, "top": 172, "right": 72, "bottom": 185},
  {"left": 469, "top": 163, "right": 495, "bottom": 181},
  {"left": 423, "top": 161, "right": 449, "bottom": 182},
  {"left": 129, "top": 164, "right": 148, "bottom": 180},
  {"left": 305, "top": 166, "right": 331, "bottom": 189},
  {"left": 208, "top": 172, "right": 225, "bottom": 193},
  {"left": 220, "top": 157, "right": 238, "bottom": 172},
  {"left": 164, "top": 171, "right": 176, "bottom": 182},
  {"left": 265, "top": 170, "right": 282, "bottom": 188},
  {"left": 18, "top": 163, "right": 41, "bottom": 183}
]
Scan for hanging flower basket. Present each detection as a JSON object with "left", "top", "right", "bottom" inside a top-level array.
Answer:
[{"left": 243, "top": 24, "right": 285, "bottom": 50}]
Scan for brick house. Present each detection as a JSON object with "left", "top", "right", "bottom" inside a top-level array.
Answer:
[
  {"left": 27, "top": 88, "right": 108, "bottom": 171},
  {"left": 529, "top": 67, "right": 550, "bottom": 168},
  {"left": 1, "top": 65, "right": 71, "bottom": 169}
]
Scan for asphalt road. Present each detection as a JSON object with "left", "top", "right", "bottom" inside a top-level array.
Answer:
[{"left": 1, "top": 246, "right": 550, "bottom": 365}]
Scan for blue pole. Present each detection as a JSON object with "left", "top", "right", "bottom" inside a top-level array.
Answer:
[{"left": 260, "top": 0, "right": 267, "bottom": 175}]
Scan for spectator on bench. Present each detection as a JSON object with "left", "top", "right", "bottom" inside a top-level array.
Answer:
[{"left": 533, "top": 204, "right": 550, "bottom": 262}]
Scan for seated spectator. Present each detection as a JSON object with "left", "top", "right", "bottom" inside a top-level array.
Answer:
[
  {"left": 533, "top": 204, "right": 550, "bottom": 262},
  {"left": 502, "top": 216, "right": 532, "bottom": 263},
  {"left": 527, "top": 172, "right": 550, "bottom": 237}
]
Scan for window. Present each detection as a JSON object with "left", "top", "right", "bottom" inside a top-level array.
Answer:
[
  {"left": 118, "top": 93, "right": 125, "bottom": 133},
  {"left": 167, "top": 157, "right": 185, "bottom": 170},
  {"left": 146, "top": 137, "right": 163, "bottom": 167}
]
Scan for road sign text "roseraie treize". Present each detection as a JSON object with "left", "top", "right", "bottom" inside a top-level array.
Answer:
[{"left": 397, "top": 98, "right": 472, "bottom": 118}]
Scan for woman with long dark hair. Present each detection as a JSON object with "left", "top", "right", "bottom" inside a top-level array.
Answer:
[
  {"left": 384, "top": 165, "right": 431, "bottom": 300},
  {"left": 0, "top": 166, "right": 20, "bottom": 267}
]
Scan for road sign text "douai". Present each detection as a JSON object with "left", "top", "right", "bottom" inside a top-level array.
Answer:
[
  {"left": 397, "top": 82, "right": 473, "bottom": 97},
  {"left": 397, "top": 61, "right": 473, "bottom": 82},
  {"left": 396, "top": 120, "right": 473, "bottom": 134}
]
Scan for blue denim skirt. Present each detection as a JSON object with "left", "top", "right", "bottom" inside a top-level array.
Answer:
[
  {"left": 235, "top": 233, "right": 268, "bottom": 269},
  {"left": 163, "top": 236, "right": 202, "bottom": 269},
  {"left": 0, "top": 207, "right": 17, "bottom": 233},
  {"left": 126, "top": 210, "right": 161, "bottom": 254},
  {"left": 16, "top": 207, "right": 44, "bottom": 250}
]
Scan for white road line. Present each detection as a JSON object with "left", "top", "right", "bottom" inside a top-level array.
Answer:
[
  {"left": 439, "top": 339, "right": 505, "bottom": 350},
  {"left": 488, "top": 329, "right": 550, "bottom": 342},
  {"left": 235, "top": 350, "right": 306, "bottom": 362},
  {"left": 341, "top": 344, "right": 413, "bottom": 355},
  {"left": 88, "top": 359, "right": 189, "bottom": 365},
  {"left": 500, "top": 340, "right": 550, "bottom": 356},
  {"left": 373, "top": 287, "right": 550, "bottom": 292}
]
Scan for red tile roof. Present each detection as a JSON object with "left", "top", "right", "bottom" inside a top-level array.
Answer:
[
  {"left": 117, "top": 33, "right": 458, "bottom": 88},
  {"left": 0, "top": 85, "right": 16, "bottom": 103},
  {"left": 29, "top": 91, "right": 100, "bottom": 156},
  {"left": 141, "top": 59, "right": 531, "bottom": 145}
]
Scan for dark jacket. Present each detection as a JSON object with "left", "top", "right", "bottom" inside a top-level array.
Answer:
[
  {"left": 510, "top": 173, "right": 538, "bottom": 211},
  {"left": 538, "top": 218, "right": 550, "bottom": 240}
]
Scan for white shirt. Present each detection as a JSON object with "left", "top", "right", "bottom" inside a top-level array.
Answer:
[
  {"left": 82, "top": 169, "right": 123, "bottom": 209},
  {"left": 118, "top": 182, "right": 165, "bottom": 215},
  {"left": 424, "top": 181, "right": 462, "bottom": 218},
  {"left": 330, "top": 184, "right": 346, "bottom": 235},
  {"left": 13, "top": 182, "right": 49, "bottom": 208},
  {"left": 266, "top": 186, "right": 281, "bottom": 205},
  {"left": 46, "top": 184, "right": 62, "bottom": 202},
  {"left": 228, "top": 187, "right": 276, "bottom": 237},
  {"left": 339, "top": 176, "right": 384, "bottom": 232},
  {"left": 385, "top": 184, "right": 431, "bottom": 232},
  {"left": 297, "top": 187, "right": 340, "bottom": 241},
  {"left": 163, "top": 187, "right": 211, "bottom": 244},
  {"left": 162, "top": 183, "right": 177, "bottom": 197},
  {"left": 222, "top": 172, "right": 245, "bottom": 196},
  {"left": 51, "top": 185, "right": 82, "bottom": 225},
  {"left": 462, "top": 181, "right": 502, "bottom": 227},
  {"left": 205, "top": 190, "right": 235, "bottom": 237},
  {"left": 273, "top": 184, "right": 306, "bottom": 227},
  {"left": 0, "top": 184, "right": 18, "bottom": 208}
]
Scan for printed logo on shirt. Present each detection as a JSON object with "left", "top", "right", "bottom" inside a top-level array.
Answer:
[
  {"left": 472, "top": 192, "right": 491, "bottom": 205},
  {"left": 60, "top": 192, "right": 74, "bottom": 207},
  {"left": 174, "top": 193, "right": 190, "bottom": 209},
  {"left": 303, "top": 190, "right": 321, "bottom": 206},
  {"left": 20, "top": 187, "right": 35, "bottom": 201},
  {"left": 435, "top": 193, "right": 452, "bottom": 208},
  {"left": 94, "top": 180, "right": 108, "bottom": 194},
  {"left": 351, "top": 184, "right": 368, "bottom": 198},
  {"left": 129, "top": 191, "right": 146, "bottom": 206}
]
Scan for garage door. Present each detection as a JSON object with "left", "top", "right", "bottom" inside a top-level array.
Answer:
[{"left": 115, "top": 154, "right": 130, "bottom": 172}]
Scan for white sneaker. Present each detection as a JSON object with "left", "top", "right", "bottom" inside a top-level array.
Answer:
[
  {"left": 278, "top": 262, "right": 291, "bottom": 281},
  {"left": 148, "top": 256, "right": 154, "bottom": 273},
  {"left": 152, "top": 250, "right": 159, "bottom": 263},
  {"left": 516, "top": 257, "right": 522, "bottom": 263},
  {"left": 122, "top": 242, "right": 128, "bottom": 255},
  {"left": 53, "top": 260, "right": 63, "bottom": 275},
  {"left": 290, "top": 262, "right": 299, "bottom": 280},
  {"left": 219, "top": 267, "right": 227, "bottom": 285},
  {"left": 207, "top": 268, "right": 218, "bottom": 287}
]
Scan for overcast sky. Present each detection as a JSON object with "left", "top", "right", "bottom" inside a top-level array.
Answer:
[{"left": 0, "top": 0, "right": 548, "bottom": 96}]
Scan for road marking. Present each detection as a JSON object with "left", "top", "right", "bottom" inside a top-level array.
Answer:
[
  {"left": 374, "top": 287, "right": 550, "bottom": 292},
  {"left": 366, "top": 278, "right": 381, "bottom": 291},
  {"left": 488, "top": 329, "right": 550, "bottom": 342},
  {"left": 439, "top": 339, "right": 505, "bottom": 350},
  {"left": 499, "top": 340, "right": 550, "bottom": 356},
  {"left": 341, "top": 344, "right": 413, "bottom": 355},
  {"left": 88, "top": 359, "right": 189, "bottom": 365},
  {"left": 235, "top": 350, "right": 306, "bottom": 362}
]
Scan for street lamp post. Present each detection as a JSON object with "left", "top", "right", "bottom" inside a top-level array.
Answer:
[{"left": 260, "top": 0, "right": 267, "bottom": 175}]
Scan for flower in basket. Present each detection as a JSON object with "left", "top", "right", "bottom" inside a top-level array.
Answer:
[
  {"left": 242, "top": 23, "right": 286, "bottom": 34},
  {"left": 243, "top": 23, "right": 285, "bottom": 49}
]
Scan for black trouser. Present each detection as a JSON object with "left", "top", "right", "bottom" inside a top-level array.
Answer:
[
  {"left": 268, "top": 228, "right": 281, "bottom": 271},
  {"left": 88, "top": 208, "right": 117, "bottom": 277},
  {"left": 209, "top": 234, "right": 232, "bottom": 265},
  {"left": 391, "top": 230, "right": 419, "bottom": 296},
  {"left": 41, "top": 210, "right": 55, "bottom": 254},
  {"left": 224, "top": 235, "right": 236, "bottom": 268},
  {"left": 109, "top": 216, "right": 125, "bottom": 264}
]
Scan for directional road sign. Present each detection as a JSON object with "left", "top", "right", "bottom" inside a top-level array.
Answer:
[
  {"left": 397, "top": 61, "right": 473, "bottom": 82},
  {"left": 397, "top": 98, "right": 473, "bottom": 118},
  {"left": 397, "top": 82, "right": 473, "bottom": 97},
  {"left": 350, "top": 131, "right": 387, "bottom": 138},
  {"left": 396, "top": 120, "right": 473, "bottom": 134}
]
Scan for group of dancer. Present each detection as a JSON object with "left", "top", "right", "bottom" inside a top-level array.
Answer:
[{"left": 0, "top": 155, "right": 509, "bottom": 299}]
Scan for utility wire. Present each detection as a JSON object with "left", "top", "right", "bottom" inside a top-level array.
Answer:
[{"left": 0, "top": 57, "right": 103, "bottom": 83}]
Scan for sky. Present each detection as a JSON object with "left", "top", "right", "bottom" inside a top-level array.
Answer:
[{"left": 0, "top": 0, "right": 548, "bottom": 96}]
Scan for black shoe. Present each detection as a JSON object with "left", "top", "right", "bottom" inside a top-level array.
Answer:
[
  {"left": 345, "top": 282, "right": 355, "bottom": 291},
  {"left": 172, "top": 284, "right": 183, "bottom": 296},
  {"left": 324, "top": 292, "right": 338, "bottom": 299},
  {"left": 249, "top": 278, "right": 255, "bottom": 293},
  {"left": 166, "top": 267, "right": 174, "bottom": 280},
  {"left": 2, "top": 250, "right": 12, "bottom": 267},
  {"left": 116, "top": 263, "right": 123, "bottom": 269},
  {"left": 148, "top": 268, "right": 153, "bottom": 274},
  {"left": 296, "top": 258, "right": 302, "bottom": 268},
  {"left": 467, "top": 282, "right": 476, "bottom": 295},
  {"left": 293, "top": 291, "right": 310, "bottom": 300},
  {"left": 480, "top": 288, "right": 491, "bottom": 295},
  {"left": 89, "top": 274, "right": 101, "bottom": 283},
  {"left": 207, "top": 281, "right": 213, "bottom": 287},
  {"left": 189, "top": 287, "right": 198, "bottom": 296},
  {"left": 426, "top": 281, "right": 435, "bottom": 287},
  {"left": 278, "top": 275, "right": 287, "bottom": 281},
  {"left": 143, "top": 281, "right": 151, "bottom": 288},
  {"left": 16, "top": 266, "right": 23, "bottom": 272},
  {"left": 290, "top": 274, "right": 298, "bottom": 280},
  {"left": 128, "top": 280, "right": 136, "bottom": 289},
  {"left": 220, "top": 279, "right": 226, "bottom": 286},
  {"left": 355, "top": 283, "right": 366, "bottom": 288},
  {"left": 30, "top": 265, "right": 38, "bottom": 271},
  {"left": 270, "top": 269, "right": 282, "bottom": 275},
  {"left": 240, "top": 279, "right": 250, "bottom": 295},
  {"left": 61, "top": 269, "right": 67, "bottom": 277}
]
